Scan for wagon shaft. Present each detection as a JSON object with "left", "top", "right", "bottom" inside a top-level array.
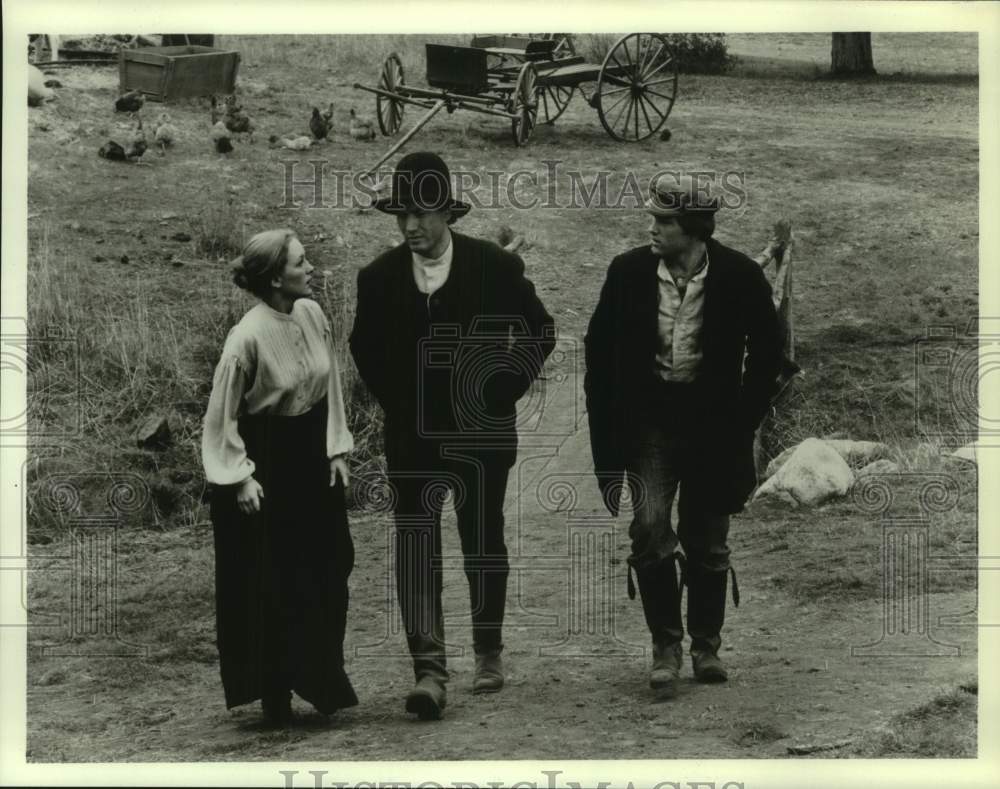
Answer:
[{"left": 352, "top": 32, "right": 678, "bottom": 155}]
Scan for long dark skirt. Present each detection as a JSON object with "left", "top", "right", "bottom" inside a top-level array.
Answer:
[{"left": 210, "top": 397, "right": 358, "bottom": 714}]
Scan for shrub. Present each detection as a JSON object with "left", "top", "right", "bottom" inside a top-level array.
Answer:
[
  {"left": 662, "top": 33, "right": 736, "bottom": 74},
  {"left": 580, "top": 33, "right": 735, "bottom": 75}
]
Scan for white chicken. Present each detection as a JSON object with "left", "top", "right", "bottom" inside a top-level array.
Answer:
[
  {"left": 268, "top": 133, "right": 315, "bottom": 151},
  {"left": 153, "top": 113, "right": 179, "bottom": 156},
  {"left": 349, "top": 108, "right": 377, "bottom": 141}
]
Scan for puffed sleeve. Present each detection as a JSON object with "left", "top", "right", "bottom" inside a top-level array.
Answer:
[
  {"left": 201, "top": 352, "right": 256, "bottom": 486},
  {"left": 323, "top": 317, "right": 355, "bottom": 458}
]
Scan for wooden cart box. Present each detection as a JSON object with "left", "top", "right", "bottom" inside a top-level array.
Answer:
[{"left": 119, "top": 45, "right": 240, "bottom": 101}]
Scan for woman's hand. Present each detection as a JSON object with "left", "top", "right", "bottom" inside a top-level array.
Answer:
[
  {"left": 330, "top": 455, "right": 350, "bottom": 489},
  {"left": 236, "top": 476, "right": 264, "bottom": 515}
]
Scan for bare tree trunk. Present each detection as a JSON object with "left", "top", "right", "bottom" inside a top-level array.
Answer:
[{"left": 831, "top": 33, "right": 876, "bottom": 76}]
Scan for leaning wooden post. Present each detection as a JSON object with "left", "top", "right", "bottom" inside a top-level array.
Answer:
[
  {"left": 356, "top": 98, "right": 448, "bottom": 183},
  {"left": 754, "top": 218, "right": 794, "bottom": 362},
  {"left": 752, "top": 220, "right": 798, "bottom": 475}
]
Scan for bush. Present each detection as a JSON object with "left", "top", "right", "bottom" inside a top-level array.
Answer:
[
  {"left": 580, "top": 33, "right": 735, "bottom": 75},
  {"left": 664, "top": 33, "right": 736, "bottom": 74}
]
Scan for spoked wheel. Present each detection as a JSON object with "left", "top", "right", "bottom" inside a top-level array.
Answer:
[
  {"left": 537, "top": 83, "right": 574, "bottom": 124},
  {"left": 510, "top": 62, "right": 538, "bottom": 146},
  {"left": 376, "top": 52, "right": 405, "bottom": 136},
  {"left": 595, "top": 32, "right": 677, "bottom": 142}
]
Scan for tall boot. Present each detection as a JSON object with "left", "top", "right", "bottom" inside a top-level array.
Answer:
[
  {"left": 630, "top": 553, "right": 684, "bottom": 695},
  {"left": 686, "top": 562, "right": 739, "bottom": 683}
]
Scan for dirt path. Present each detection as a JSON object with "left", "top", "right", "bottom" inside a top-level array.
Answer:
[
  {"left": 26, "top": 373, "right": 977, "bottom": 761},
  {"left": 23, "top": 48, "right": 979, "bottom": 763}
]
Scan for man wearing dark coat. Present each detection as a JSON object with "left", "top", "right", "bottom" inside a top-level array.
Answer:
[
  {"left": 350, "top": 152, "right": 555, "bottom": 719},
  {"left": 584, "top": 174, "right": 783, "bottom": 697}
]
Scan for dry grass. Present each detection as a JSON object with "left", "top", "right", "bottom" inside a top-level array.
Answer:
[
  {"left": 25, "top": 32, "right": 979, "bottom": 533},
  {"left": 846, "top": 683, "right": 977, "bottom": 758}
]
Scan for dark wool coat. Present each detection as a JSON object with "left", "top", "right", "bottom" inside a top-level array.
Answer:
[
  {"left": 349, "top": 231, "right": 555, "bottom": 469},
  {"left": 584, "top": 237, "right": 784, "bottom": 515}
]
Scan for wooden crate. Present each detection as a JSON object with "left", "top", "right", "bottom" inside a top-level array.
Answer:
[{"left": 119, "top": 45, "right": 240, "bottom": 102}]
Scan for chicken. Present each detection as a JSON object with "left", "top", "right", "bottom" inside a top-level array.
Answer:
[
  {"left": 223, "top": 95, "right": 255, "bottom": 142},
  {"left": 152, "top": 112, "right": 178, "bottom": 156},
  {"left": 309, "top": 107, "right": 331, "bottom": 141},
  {"left": 98, "top": 141, "right": 128, "bottom": 161},
  {"left": 124, "top": 114, "right": 148, "bottom": 164},
  {"left": 497, "top": 224, "right": 524, "bottom": 253},
  {"left": 268, "top": 133, "right": 315, "bottom": 151},
  {"left": 321, "top": 102, "right": 335, "bottom": 124},
  {"left": 115, "top": 89, "right": 145, "bottom": 113},
  {"left": 211, "top": 121, "right": 233, "bottom": 154},
  {"left": 349, "top": 108, "right": 376, "bottom": 141}
]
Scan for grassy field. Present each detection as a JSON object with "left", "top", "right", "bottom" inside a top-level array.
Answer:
[{"left": 23, "top": 32, "right": 979, "bottom": 760}]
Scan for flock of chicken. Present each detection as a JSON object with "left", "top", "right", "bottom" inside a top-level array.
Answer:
[{"left": 98, "top": 89, "right": 379, "bottom": 165}]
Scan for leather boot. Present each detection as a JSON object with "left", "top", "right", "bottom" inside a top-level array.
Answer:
[
  {"left": 405, "top": 675, "right": 447, "bottom": 720},
  {"left": 686, "top": 562, "right": 738, "bottom": 683},
  {"left": 473, "top": 649, "right": 504, "bottom": 694},
  {"left": 631, "top": 554, "right": 684, "bottom": 695}
]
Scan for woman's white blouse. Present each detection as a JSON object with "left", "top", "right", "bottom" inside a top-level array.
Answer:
[{"left": 201, "top": 299, "right": 355, "bottom": 485}]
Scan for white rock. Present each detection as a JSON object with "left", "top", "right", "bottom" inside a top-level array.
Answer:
[
  {"left": 950, "top": 444, "right": 977, "bottom": 464},
  {"left": 28, "top": 65, "right": 54, "bottom": 106},
  {"left": 765, "top": 445, "right": 797, "bottom": 479},
  {"left": 765, "top": 438, "right": 891, "bottom": 479},
  {"left": 754, "top": 437, "right": 855, "bottom": 507},
  {"left": 825, "top": 439, "right": 891, "bottom": 467},
  {"left": 858, "top": 459, "right": 900, "bottom": 476}
]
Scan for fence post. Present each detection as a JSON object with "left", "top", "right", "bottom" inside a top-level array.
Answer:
[{"left": 753, "top": 220, "right": 799, "bottom": 474}]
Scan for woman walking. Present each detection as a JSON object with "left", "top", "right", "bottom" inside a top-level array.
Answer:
[{"left": 202, "top": 228, "right": 357, "bottom": 725}]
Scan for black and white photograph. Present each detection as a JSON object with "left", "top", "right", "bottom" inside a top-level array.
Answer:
[{"left": 2, "top": 1, "right": 998, "bottom": 787}]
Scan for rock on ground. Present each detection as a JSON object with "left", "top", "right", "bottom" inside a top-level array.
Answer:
[
  {"left": 950, "top": 444, "right": 977, "bottom": 464},
  {"left": 754, "top": 437, "right": 855, "bottom": 507},
  {"left": 765, "top": 438, "right": 890, "bottom": 479}
]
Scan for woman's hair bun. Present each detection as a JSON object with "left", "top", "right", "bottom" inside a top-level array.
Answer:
[{"left": 230, "top": 255, "right": 249, "bottom": 289}]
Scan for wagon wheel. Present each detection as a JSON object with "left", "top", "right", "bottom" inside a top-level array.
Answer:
[
  {"left": 537, "top": 83, "right": 574, "bottom": 124},
  {"left": 510, "top": 62, "right": 538, "bottom": 146},
  {"left": 595, "top": 32, "right": 677, "bottom": 142},
  {"left": 376, "top": 53, "right": 405, "bottom": 136}
]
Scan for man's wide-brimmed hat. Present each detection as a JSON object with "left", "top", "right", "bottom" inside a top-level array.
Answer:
[
  {"left": 373, "top": 151, "right": 471, "bottom": 222},
  {"left": 644, "top": 173, "right": 720, "bottom": 217}
]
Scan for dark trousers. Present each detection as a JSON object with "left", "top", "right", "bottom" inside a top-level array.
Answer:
[
  {"left": 389, "top": 443, "right": 511, "bottom": 681},
  {"left": 626, "top": 383, "right": 733, "bottom": 652}
]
